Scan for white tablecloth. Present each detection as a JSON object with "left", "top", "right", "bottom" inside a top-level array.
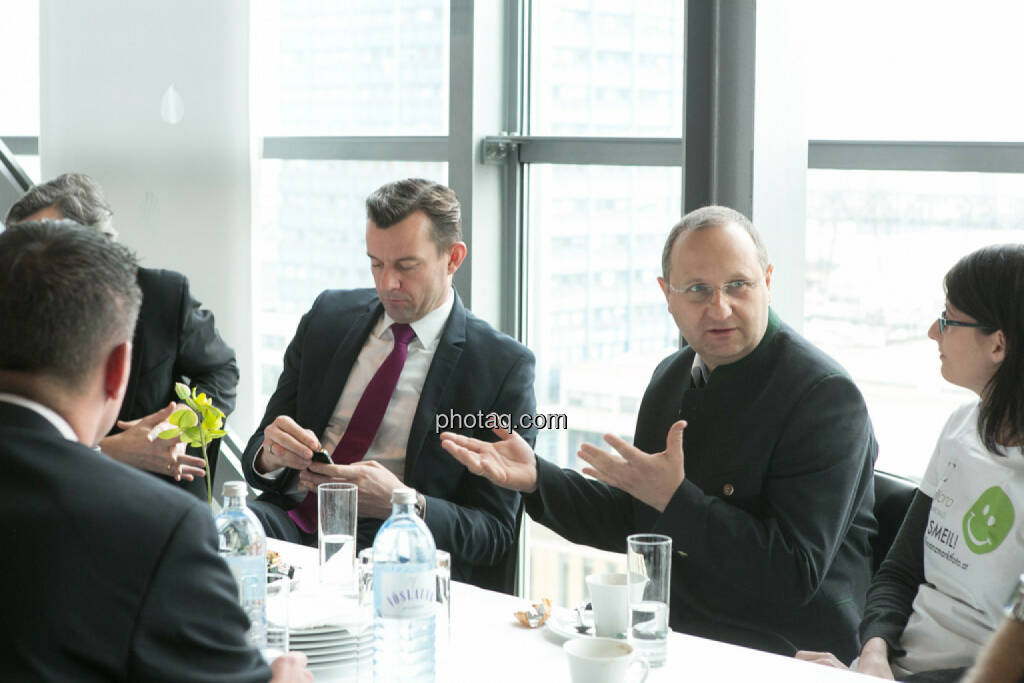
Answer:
[{"left": 268, "top": 539, "right": 872, "bottom": 682}]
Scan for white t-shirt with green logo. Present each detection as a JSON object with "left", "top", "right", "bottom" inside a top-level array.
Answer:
[{"left": 894, "top": 401, "right": 1024, "bottom": 675}]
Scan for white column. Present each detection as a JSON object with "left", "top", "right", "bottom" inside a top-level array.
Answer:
[
  {"left": 752, "top": 0, "right": 809, "bottom": 329},
  {"left": 40, "top": 0, "right": 255, "bottom": 433}
]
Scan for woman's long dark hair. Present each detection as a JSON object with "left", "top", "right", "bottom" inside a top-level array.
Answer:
[{"left": 944, "top": 244, "right": 1024, "bottom": 454}]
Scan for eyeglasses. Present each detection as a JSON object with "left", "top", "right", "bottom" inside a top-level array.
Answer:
[
  {"left": 667, "top": 280, "right": 756, "bottom": 304},
  {"left": 937, "top": 311, "right": 989, "bottom": 335}
]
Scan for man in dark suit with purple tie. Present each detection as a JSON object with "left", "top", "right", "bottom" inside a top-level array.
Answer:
[{"left": 241, "top": 179, "right": 537, "bottom": 592}]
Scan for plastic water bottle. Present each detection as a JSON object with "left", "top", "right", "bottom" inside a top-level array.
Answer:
[
  {"left": 215, "top": 480, "right": 267, "bottom": 648},
  {"left": 373, "top": 488, "right": 436, "bottom": 682}
]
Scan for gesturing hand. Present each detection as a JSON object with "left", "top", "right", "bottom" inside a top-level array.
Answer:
[
  {"left": 439, "top": 426, "right": 539, "bottom": 493},
  {"left": 100, "top": 402, "right": 206, "bottom": 481},
  {"left": 577, "top": 420, "right": 687, "bottom": 512}
]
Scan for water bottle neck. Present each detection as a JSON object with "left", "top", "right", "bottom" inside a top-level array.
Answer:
[
  {"left": 222, "top": 494, "right": 247, "bottom": 510},
  {"left": 391, "top": 502, "right": 416, "bottom": 517}
]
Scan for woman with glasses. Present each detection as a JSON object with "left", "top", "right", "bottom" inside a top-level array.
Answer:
[{"left": 797, "top": 244, "right": 1024, "bottom": 682}]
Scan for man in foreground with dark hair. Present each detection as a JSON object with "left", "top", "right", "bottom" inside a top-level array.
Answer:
[
  {"left": 0, "top": 220, "right": 308, "bottom": 682},
  {"left": 241, "top": 178, "right": 537, "bottom": 592},
  {"left": 5, "top": 173, "right": 239, "bottom": 500}
]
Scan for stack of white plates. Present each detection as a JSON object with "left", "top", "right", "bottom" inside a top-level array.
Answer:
[
  {"left": 269, "top": 588, "right": 374, "bottom": 676},
  {"left": 291, "top": 622, "right": 373, "bottom": 673}
]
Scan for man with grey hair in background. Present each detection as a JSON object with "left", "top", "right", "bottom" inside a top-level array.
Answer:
[
  {"left": 442, "top": 205, "right": 879, "bottom": 660},
  {"left": 241, "top": 178, "right": 537, "bottom": 593},
  {"left": 0, "top": 220, "right": 309, "bottom": 682},
  {"left": 4, "top": 173, "right": 239, "bottom": 500}
]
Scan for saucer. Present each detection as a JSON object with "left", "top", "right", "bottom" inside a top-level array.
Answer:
[{"left": 545, "top": 607, "right": 595, "bottom": 640}]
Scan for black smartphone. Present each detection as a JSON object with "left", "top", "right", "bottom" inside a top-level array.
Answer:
[{"left": 310, "top": 449, "right": 331, "bottom": 465}]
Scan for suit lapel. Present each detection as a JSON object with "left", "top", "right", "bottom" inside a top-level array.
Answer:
[
  {"left": 310, "top": 299, "right": 383, "bottom": 435},
  {"left": 404, "top": 294, "right": 466, "bottom": 482}
]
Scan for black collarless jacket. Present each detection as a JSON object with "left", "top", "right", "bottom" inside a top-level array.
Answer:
[{"left": 527, "top": 310, "right": 878, "bottom": 661}]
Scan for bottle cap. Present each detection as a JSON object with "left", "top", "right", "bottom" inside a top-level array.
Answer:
[
  {"left": 391, "top": 487, "right": 417, "bottom": 505},
  {"left": 223, "top": 481, "right": 247, "bottom": 497}
]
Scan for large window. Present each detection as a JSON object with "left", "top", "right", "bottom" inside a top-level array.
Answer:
[
  {"left": 529, "top": 1, "right": 683, "bottom": 137},
  {"left": 252, "top": 0, "right": 449, "bottom": 422},
  {"left": 520, "top": 0, "right": 685, "bottom": 609},
  {"left": 804, "top": 1, "right": 1024, "bottom": 142},
  {"left": 804, "top": 1, "right": 1024, "bottom": 479},
  {"left": 255, "top": 0, "right": 448, "bottom": 136},
  {"left": 805, "top": 170, "right": 1024, "bottom": 477},
  {"left": 525, "top": 164, "right": 680, "bottom": 606}
]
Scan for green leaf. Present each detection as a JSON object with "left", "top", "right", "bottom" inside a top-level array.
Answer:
[
  {"left": 207, "top": 429, "right": 227, "bottom": 439},
  {"left": 168, "top": 408, "right": 191, "bottom": 426},
  {"left": 174, "top": 383, "right": 190, "bottom": 400},
  {"left": 183, "top": 426, "right": 203, "bottom": 445},
  {"left": 178, "top": 409, "right": 198, "bottom": 428},
  {"left": 156, "top": 428, "right": 181, "bottom": 440}
]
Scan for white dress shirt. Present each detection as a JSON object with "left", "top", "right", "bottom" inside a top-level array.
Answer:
[
  {"left": 320, "top": 289, "right": 455, "bottom": 480},
  {"left": 256, "top": 289, "right": 455, "bottom": 486},
  {"left": 0, "top": 392, "right": 78, "bottom": 441}
]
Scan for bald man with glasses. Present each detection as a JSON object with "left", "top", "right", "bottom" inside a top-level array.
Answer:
[{"left": 442, "top": 205, "right": 879, "bottom": 662}]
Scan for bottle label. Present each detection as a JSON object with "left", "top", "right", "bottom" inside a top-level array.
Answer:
[
  {"left": 225, "top": 555, "right": 267, "bottom": 646},
  {"left": 375, "top": 568, "right": 436, "bottom": 619}
]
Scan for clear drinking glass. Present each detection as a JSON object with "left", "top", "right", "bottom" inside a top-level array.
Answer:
[
  {"left": 317, "top": 482, "right": 357, "bottom": 593},
  {"left": 434, "top": 549, "right": 452, "bottom": 680},
  {"left": 435, "top": 549, "right": 451, "bottom": 645},
  {"left": 263, "top": 576, "right": 293, "bottom": 663},
  {"left": 357, "top": 546, "right": 374, "bottom": 606},
  {"left": 626, "top": 534, "right": 671, "bottom": 667}
]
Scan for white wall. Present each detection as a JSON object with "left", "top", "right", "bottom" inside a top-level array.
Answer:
[
  {"left": 40, "top": 0, "right": 255, "bottom": 433},
  {"left": 752, "top": 0, "right": 808, "bottom": 329}
]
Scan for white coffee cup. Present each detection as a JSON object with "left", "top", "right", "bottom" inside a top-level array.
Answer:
[
  {"left": 586, "top": 572, "right": 648, "bottom": 638},
  {"left": 564, "top": 637, "right": 650, "bottom": 683}
]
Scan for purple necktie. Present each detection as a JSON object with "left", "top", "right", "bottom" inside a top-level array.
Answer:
[{"left": 289, "top": 323, "right": 416, "bottom": 533}]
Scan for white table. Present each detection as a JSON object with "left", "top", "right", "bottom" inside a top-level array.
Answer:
[{"left": 268, "top": 540, "right": 872, "bottom": 682}]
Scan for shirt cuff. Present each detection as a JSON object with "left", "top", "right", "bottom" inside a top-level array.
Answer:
[{"left": 253, "top": 446, "right": 287, "bottom": 482}]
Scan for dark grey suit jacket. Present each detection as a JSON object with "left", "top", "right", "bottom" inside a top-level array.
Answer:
[
  {"left": 111, "top": 267, "right": 239, "bottom": 499},
  {"left": 0, "top": 401, "right": 269, "bottom": 682},
  {"left": 242, "top": 288, "right": 537, "bottom": 590}
]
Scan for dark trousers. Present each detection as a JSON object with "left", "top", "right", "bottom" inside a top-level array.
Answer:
[{"left": 249, "top": 497, "right": 317, "bottom": 547}]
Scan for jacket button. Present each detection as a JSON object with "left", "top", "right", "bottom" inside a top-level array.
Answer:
[{"left": 722, "top": 483, "right": 735, "bottom": 496}]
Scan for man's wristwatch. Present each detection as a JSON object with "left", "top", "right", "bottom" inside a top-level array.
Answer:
[
  {"left": 415, "top": 492, "right": 427, "bottom": 519},
  {"left": 1005, "top": 572, "right": 1024, "bottom": 622}
]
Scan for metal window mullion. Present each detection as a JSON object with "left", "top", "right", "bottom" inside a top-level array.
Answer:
[
  {"left": 808, "top": 140, "right": 1024, "bottom": 174},
  {"left": 501, "top": 0, "right": 527, "bottom": 343},
  {"left": 261, "top": 136, "right": 448, "bottom": 162},
  {"left": 486, "top": 136, "right": 684, "bottom": 166},
  {"left": 0, "top": 136, "right": 39, "bottom": 155}
]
